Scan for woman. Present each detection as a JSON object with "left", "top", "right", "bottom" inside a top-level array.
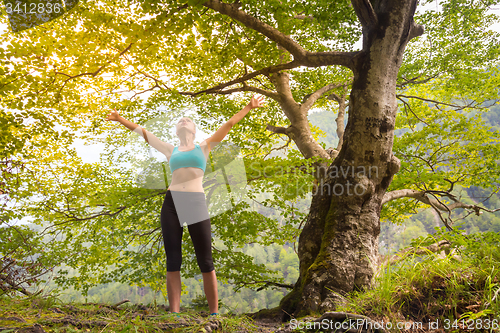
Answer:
[{"left": 106, "top": 95, "right": 264, "bottom": 316}]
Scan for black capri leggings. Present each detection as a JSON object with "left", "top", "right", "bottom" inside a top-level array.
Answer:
[{"left": 160, "top": 190, "right": 214, "bottom": 273}]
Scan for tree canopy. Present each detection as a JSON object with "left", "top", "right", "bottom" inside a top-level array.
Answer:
[{"left": 1, "top": 0, "right": 499, "bottom": 299}]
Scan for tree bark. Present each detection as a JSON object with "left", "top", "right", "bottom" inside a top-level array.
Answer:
[{"left": 280, "top": 0, "right": 421, "bottom": 318}]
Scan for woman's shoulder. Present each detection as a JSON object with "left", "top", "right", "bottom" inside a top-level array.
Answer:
[{"left": 198, "top": 141, "right": 211, "bottom": 156}]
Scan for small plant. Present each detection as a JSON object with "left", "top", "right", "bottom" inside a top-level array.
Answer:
[
  {"left": 189, "top": 294, "right": 224, "bottom": 313},
  {"left": 28, "top": 291, "right": 62, "bottom": 310},
  {"left": 190, "top": 294, "right": 210, "bottom": 311}
]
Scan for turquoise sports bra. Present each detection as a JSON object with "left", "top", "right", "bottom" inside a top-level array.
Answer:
[{"left": 168, "top": 144, "right": 206, "bottom": 173}]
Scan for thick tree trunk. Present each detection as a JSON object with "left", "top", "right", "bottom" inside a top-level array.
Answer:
[{"left": 280, "top": 0, "right": 419, "bottom": 319}]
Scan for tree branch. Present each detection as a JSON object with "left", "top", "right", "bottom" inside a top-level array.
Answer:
[
  {"left": 184, "top": 60, "right": 300, "bottom": 96},
  {"left": 132, "top": 65, "right": 282, "bottom": 101},
  {"left": 301, "top": 82, "right": 344, "bottom": 110},
  {"left": 202, "top": 0, "right": 307, "bottom": 60},
  {"left": 54, "top": 43, "right": 134, "bottom": 81},
  {"left": 302, "top": 51, "right": 358, "bottom": 69},
  {"left": 409, "top": 21, "right": 425, "bottom": 40},
  {"left": 351, "top": 0, "right": 378, "bottom": 30},
  {"left": 382, "top": 188, "right": 500, "bottom": 230},
  {"left": 202, "top": 0, "right": 358, "bottom": 69},
  {"left": 262, "top": 137, "right": 293, "bottom": 160},
  {"left": 294, "top": 14, "right": 314, "bottom": 20},
  {"left": 396, "top": 94, "right": 486, "bottom": 110},
  {"left": 234, "top": 280, "right": 294, "bottom": 292},
  {"left": 0, "top": 273, "right": 33, "bottom": 296},
  {"left": 265, "top": 124, "right": 291, "bottom": 136},
  {"left": 40, "top": 202, "right": 128, "bottom": 223},
  {"left": 382, "top": 189, "right": 419, "bottom": 205},
  {"left": 332, "top": 84, "right": 349, "bottom": 150},
  {"left": 397, "top": 95, "right": 429, "bottom": 126},
  {"left": 396, "top": 73, "right": 440, "bottom": 88},
  {"left": 207, "top": 84, "right": 280, "bottom": 101},
  {"left": 53, "top": 43, "right": 134, "bottom": 102},
  {"left": 112, "top": 299, "right": 130, "bottom": 309}
]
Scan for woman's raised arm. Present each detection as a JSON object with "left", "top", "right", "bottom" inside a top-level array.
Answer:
[
  {"left": 204, "top": 95, "right": 264, "bottom": 151},
  {"left": 106, "top": 109, "right": 174, "bottom": 158}
]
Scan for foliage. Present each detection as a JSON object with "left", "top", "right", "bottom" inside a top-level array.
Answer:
[
  {"left": 412, "top": 227, "right": 500, "bottom": 268},
  {"left": 45, "top": 242, "right": 299, "bottom": 315},
  {"left": 0, "top": 0, "right": 499, "bottom": 303},
  {"left": 0, "top": 224, "right": 64, "bottom": 297}
]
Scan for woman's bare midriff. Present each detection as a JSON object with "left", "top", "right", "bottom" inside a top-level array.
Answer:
[{"left": 167, "top": 167, "right": 205, "bottom": 192}]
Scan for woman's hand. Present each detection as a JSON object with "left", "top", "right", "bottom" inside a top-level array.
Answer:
[
  {"left": 248, "top": 95, "right": 265, "bottom": 109},
  {"left": 106, "top": 108, "right": 121, "bottom": 122}
]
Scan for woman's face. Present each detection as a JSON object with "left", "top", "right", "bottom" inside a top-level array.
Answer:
[{"left": 176, "top": 117, "right": 196, "bottom": 138}]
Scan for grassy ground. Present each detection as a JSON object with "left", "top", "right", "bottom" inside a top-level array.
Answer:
[
  {"left": 2, "top": 230, "right": 499, "bottom": 332},
  {"left": 0, "top": 296, "right": 281, "bottom": 333},
  {"left": 332, "top": 230, "right": 500, "bottom": 333}
]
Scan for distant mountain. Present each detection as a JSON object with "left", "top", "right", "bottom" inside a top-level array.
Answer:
[{"left": 308, "top": 110, "right": 339, "bottom": 149}]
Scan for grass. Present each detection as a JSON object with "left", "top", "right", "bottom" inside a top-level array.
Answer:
[
  {"left": 0, "top": 295, "right": 264, "bottom": 332},
  {"left": 334, "top": 230, "right": 500, "bottom": 332}
]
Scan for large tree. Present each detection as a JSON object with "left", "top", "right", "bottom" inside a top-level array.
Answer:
[{"left": 1, "top": 0, "right": 499, "bottom": 318}]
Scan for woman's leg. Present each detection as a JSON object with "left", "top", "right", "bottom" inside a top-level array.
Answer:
[
  {"left": 161, "top": 191, "right": 184, "bottom": 313},
  {"left": 202, "top": 270, "right": 218, "bottom": 314},
  {"left": 166, "top": 271, "right": 182, "bottom": 313},
  {"left": 187, "top": 217, "right": 218, "bottom": 313}
]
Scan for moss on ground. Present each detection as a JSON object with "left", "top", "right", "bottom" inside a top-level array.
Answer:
[{"left": 0, "top": 296, "right": 276, "bottom": 332}]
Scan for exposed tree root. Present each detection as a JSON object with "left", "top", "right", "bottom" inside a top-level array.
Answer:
[
  {"left": 0, "top": 323, "right": 46, "bottom": 332},
  {"left": 40, "top": 315, "right": 108, "bottom": 328},
  {"left": 274, "top": 311, "right": 386, "bottom": 333},
  {"left": 0, "top": 315, "right": 27, "bottom": 322}
]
